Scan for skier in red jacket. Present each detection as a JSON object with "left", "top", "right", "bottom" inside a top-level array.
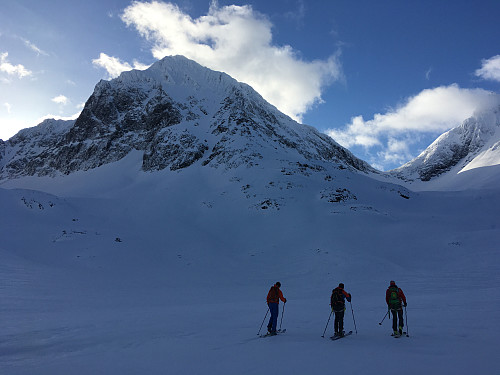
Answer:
[
  {"left": 266, "top": 282, "right": 287, "bottom": 335},
  {"left": 386, "top": 280, "right": 407, "bottom": 336}
]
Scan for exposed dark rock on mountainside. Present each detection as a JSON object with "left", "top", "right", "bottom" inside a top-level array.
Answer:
[{"left": 0, "top": 56, "right": 374, "bottom": 179}]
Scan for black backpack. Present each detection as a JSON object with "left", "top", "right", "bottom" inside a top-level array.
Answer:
[{"left": 331, "top": 288, "right": 344, "bottom": 310}]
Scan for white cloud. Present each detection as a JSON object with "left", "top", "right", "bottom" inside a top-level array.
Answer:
[
  {"left": 327, "top": 84, "right": 500, "bottom": 170},
  {"left": 377, "top": 137, "right": 414, "bottom": 167},
  {"left": 3, "top": 102, "right": 11, "bottom": 113},
  {"left": 51, "top": 95, "right": 69, "bottom": 105},
  {"left": 0, "top": 52, "right": 32, "bottom": 78},
  {"left": 0, "top": 111, "right": 82, "bottom": 141},
  {"left": 120, "top": 1, "right": 342, "bottom": 122},
  {"left": 92, "top": 53, "right": 150, "bottom": 79},
  {"left": 475, "top": 55, "right": 500, "bottom": 82},
  {"left": 0, "top": 116, "right": 26, "bottom": 140},
  {"left": 425, "top": 67, "right": 432, "bottom": 81},
  {"left": 22, "top": 39, "right": 48, "bottom": 56}
]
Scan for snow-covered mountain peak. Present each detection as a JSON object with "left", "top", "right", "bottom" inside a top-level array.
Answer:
[
  {"left": 0, "top": 55, "right": 374, "bottom": 183},
  {"left": 390, "top": 104, "right": 500, "bottom": 190},
  {"left": 98, "top": 55, "right": 260, "bottom": 112}
]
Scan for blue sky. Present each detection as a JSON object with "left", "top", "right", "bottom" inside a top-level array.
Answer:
[{"left": 1, "top": 0, "right": 500, "bottom": 170}]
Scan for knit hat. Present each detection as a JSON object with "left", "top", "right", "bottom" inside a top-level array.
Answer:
[
  {"left": 390, "top": 280, "right": 396, "bottom": 286},
  {"left": 339, "top": 283, "right": 344, "bottom": 289}
]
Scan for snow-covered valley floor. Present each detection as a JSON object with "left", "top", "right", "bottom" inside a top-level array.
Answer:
[{"left": 1, "top": 163, "right": 499, "bottom": 374}]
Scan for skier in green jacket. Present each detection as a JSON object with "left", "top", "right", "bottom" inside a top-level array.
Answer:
[{"left": 386, "top": 280, "right": 407, "bottom": 336}]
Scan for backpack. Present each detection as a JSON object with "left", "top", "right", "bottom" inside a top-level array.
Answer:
[
  {"left": 388, "top": 286, "right": 401, "bottom": 309},
  {"left": 269, "top": 286, "right": 280, "bottom": 302},
  {"left": 331, "top": 288, "right": 344, "bottom": 310}
]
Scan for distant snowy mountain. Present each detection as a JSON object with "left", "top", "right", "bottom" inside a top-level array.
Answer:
[
  {"left": 390, "top": 105, "right": 500, "bottom": 190},
  {"left": 0, "top": 56, "right": 373, "bottom": 180}
]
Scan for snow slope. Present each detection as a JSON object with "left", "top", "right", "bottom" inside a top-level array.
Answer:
[{"left": 1, "top": 155, "right": 499, "bottom": 375}]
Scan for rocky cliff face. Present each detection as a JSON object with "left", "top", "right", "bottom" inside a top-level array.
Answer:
[
  {"left": 0, "top": 56, "right": 374, "bottom": 180},
  {"left": 390, "top": 106, "right": 500, "bottom": 182},
  {"left": 0, "top": 119, "right": 74, "bottom": 179}
]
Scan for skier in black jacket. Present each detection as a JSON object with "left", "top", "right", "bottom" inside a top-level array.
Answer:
[{"left": 331, "top": 283, "right": 351, "bottom": 337}]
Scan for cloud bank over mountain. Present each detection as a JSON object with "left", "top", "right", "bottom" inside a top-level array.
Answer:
[
  {"left": 116, "top": 1, "right": 342, "bottom": 123},
  {"left": 327, "top": 84, "right": 500, "bottom": 170}
]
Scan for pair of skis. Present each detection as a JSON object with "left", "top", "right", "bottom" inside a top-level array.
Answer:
[
  {"left": 262, "top": 330, "right": 409, "bottom": 340},
  {"left": 330, "top": 330, "right": 353, "bottom": 340},
  {"left": 259, "top": 328, "right": 286, "bottom": 338},
  {"left": 391, "top": 331, "right": 409, "bottom": 338}
]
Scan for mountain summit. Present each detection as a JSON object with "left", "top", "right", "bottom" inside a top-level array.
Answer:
[
  {"left": 0, "top": 56, "right": 373, "bottom": 179},
  {"left": 390, "top": 105, "right": 500, "bottom": 190}
]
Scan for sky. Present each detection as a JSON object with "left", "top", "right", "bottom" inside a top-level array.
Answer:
[{"left": 1, "top": 0, "right": 500, "bottom": 170}]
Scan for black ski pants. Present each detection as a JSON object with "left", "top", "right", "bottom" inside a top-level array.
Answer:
[
  {"left": 391, "top": 308, "right": 404, "bottom": 332},
  {"left": 334, "top": 309, "right": 345, "bottom": 334}
]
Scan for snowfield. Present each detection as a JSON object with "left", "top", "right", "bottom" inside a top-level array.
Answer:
[{"left": 1, "top": 153, "right": 499, "bottom": 375}]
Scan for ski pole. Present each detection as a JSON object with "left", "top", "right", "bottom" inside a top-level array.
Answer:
[
  {"left": 349, "top": 301, "right": 358, "bottom": 334},
  {"left": 404, "top": 305, "right": 409, "bottom": 337},
  {"left": 321, "top": 310, "right": 333, "bottom": 338},
  {"left": 379, "top": 309, "right": 389, "bottom": 325},
  {"left": 279, "top": 303, "right": 286, "bottom": 331},
  {"left": 257, "top": 307, "right": 270, "bottom": 335}
]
